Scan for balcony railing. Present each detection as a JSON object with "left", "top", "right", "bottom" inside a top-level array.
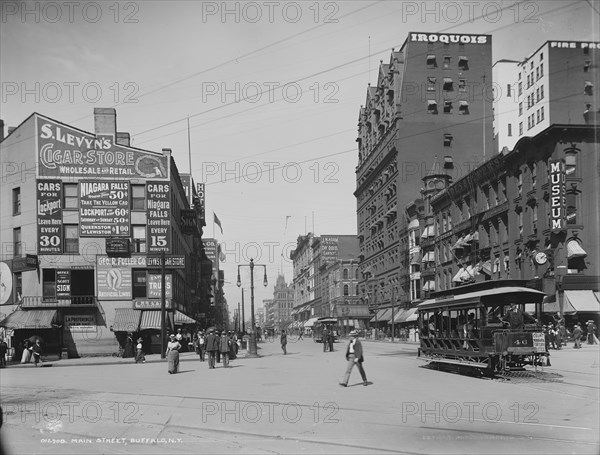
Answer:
[{"left": 21, "top": 296, "right": 99, "bottom": 308}]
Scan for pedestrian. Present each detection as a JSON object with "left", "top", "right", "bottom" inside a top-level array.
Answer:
[
  {"left": 323, "top": 327, "right": 329, "bottom": 352},
  {"left": 548, "top": 324, "right": 557, "bottom": 350},
  {"left": 197, "top": 331, "right": 206, "bottom": 361},
  {"left": 298, "top": 328, "right": 303, "bottom": 340},
  {"left": 123, "top": 333, "right": 135, "bottom": 358},
  {"left": 0, "top": 339, "right": 7, "bottom": 367},
  {"left": 339, "top": 330, "right": 368, "bottom": 387},
  {"left": 572, "top": 323, "right": 583, "bottom": 349},
  {"left": 219, "top": 331, "right": 231, "bottom": 368},
  {"left": 205, "top": 329, "right": 218, "bottom": 369},
  {"left": 228, "top": 331, "right": 237, "bottom": 360},
  {"left": 328, "top": 329, "right": 334, "bottom": 352},
  {"left": 281, "top": 330, "right": 287, "bottom": 355},
  {"left": 135, "top": 337, "right": 145, "bottom": 363},
  {"left": 166, "top": 334, "right": 181, "bottom": 374},
  {"left": 21, "top": 340, "right": 32, "bottom": 364},
  {"left": 31, "top": 339, "right": 43, "bottom": 367}
]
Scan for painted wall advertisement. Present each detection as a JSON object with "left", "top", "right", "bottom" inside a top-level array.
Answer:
[
  {"left": 79, "top": 180, "right": 131, "bottom": 237},
  {"left": 36, "top": 115, "right": 169, "bottom": 180},
  {"left": 37, "top": 179, "right": 63, "bottom": 254},
  {"left": 321, "top": 235, "right": 339, "bottom": 262},
  {"left": 146, "top": 181, "right": 172, "bottom": 253},
  {"left": 96, "top": 256, "right": 144, "bottom": 299},
  {"left": 64, "top": 315, "right": 96, "bottom": 332}
]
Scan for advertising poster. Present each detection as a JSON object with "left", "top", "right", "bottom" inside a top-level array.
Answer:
[
  {"left": 36, "top": 179, "right": 63, "bottom": 254},
  {"left": 147, "top": 274, "right": 173, "bottom": 299},
  {"left": 146, "top": 181, "right": 172, "bottom": 253},
  {"left": 79, "top": 180, "right": 131, "bottom": 237},
  {"left": 56, "top": 269, "right": 71, "bottom": 299},
  {"left": 96, "top": 256, "right": 140, "bottom": 299},
  {"left": 321, "top": 235, "right": 339, "bottom": 262}
]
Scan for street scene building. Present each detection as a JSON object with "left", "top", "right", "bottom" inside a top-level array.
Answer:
[
  {"left": 0, "top": 109, "right": 211, "bottom": 357},
  {"left": 263, "top": 275, "right": 293, "bottom": 331}
]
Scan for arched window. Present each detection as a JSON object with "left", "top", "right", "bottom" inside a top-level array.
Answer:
[
  {"left": 343, "top": 268, "right": 349, "bottom": 279},
  {"left": 343, "top": 285, "right": 349, "bottom": 296},
  {"left": 355, "top": 284, "right": 359, "bottom": 295},
  {"left": 355, "top": 268, "right": 359, "bottom": 279}
]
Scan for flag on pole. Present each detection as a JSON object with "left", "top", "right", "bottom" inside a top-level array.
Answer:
[{"left": 214, "top": 212, "right": 223, "bottom": 234}]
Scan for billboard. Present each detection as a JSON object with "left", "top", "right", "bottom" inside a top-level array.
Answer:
[
  {"left": 36, "top": 115, "right": 169, "bottom": 180},
  {"left": 146, "top": 182, "right": 171, "bottom": 253},
  {"left": 79, "top": 180, "right": 130, "bottom": 237},
  {"left": 321, "top": 236, "right": 339, "bottom": 262},
  {"left": 37, "top": 179, "right": 63, "bottom": 254}
]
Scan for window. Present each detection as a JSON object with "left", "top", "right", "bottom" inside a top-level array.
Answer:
[
  {"left": 131, "top": 185, "right": 145, "bottom": 210},
  {"left": 443, "top": 56, "right": 451, "bottom": 69},
  {"left": 536, "top": 87, "right": 540, "bottom": 102},
  {"left": 343, "top": 285, "right": 349, "bottom": 296},
  {"left": 132, "top": 225, "right": 146, "bottom": 253},
  {"left": 426, "top": 76, "right": 436, "bottom": 91},
  {"left": 343, "top": 268, "right": 349, "bottom": 279},
  {"left": 584, "top": 60, "right": 591, "bottom": 72},
  {"left": 443, "top": 78, "right": 453, "bottom": 91},
  {"left": 584, "top": 47, "right": 590, "bottom": 55},
  {"left": 536, "top": 67, "right": 539, "bottom": 80},
  {"left": 566, "top": 189, "right": 578, "bottom": 225},
  {"left": 43, "top": 269, "right": 56, "bottom": 299},
  {"left": 508, "top": 124, "right": 512, "bottom": 136},
  {"left": 531, "top": 162, "right": 537, "bottom": 187},
  {"left": 506, "top": 84, "right": 511, "bottom": 97},
  {"left": 540, "top": 85, "right": 544, "bottom": 99},
  {"left": 519, "top": 122, "right": 523, "bottom": 135},
  {"left": 132, "top": 270, "right": 147, "bottom": 298},
  {"left": 427, "top": 100, "right": 438, "bottom": 114},
  {"left": 14, "top": 271, "right": 22, "bottom": 301},
  {"left": 458, "top": 101, "right": 469, "bottom": 114},
  {"left": 64, "top": 225, "right": 79, "bottom": 254},
  {"left": 540, "top": 63, "right": 543, "bottom": 77},
  {"left": 458, "top": 56, "right": 469, "bottom": 70},
  {"left": 540, "top": 106, "right": 545, "bottom": 121},
  {"left": 518, "top": 211, "right": 524, "bottom": 235},
  {"left": 517, "top": 171, "right": 523, "bottom": 195},
  {"left": 64, "top": 183, "right": 78, "bottom": 209},
  {"left": 519, "top": 102, "right": 523, "bottom": 116},
  {"left": 518, "top": 82, "right": 522, "bottom": 96},
  {"left": 536, "top": 109, "right": 540, "bottom": 123},
  {"left": 426, "top": 54, "right": 437, "bottom": 68},
  {"left": 458, "top": 79, "right": 466, "bottom": 92},
  {"left": 540, "top": 52, "right": 543, "bottom": 61},
  {"left": 443, "top": 101, "right": 453, "bottom": 113},
  {"left": 13, "top": 227, "right": 22, "bottom": 257},
  {"left": 565, "top": 152, "right": 577, "bottom": 175},
  {"left": 12, "top": 187, "right": 21, "bottom": 215},
  {"left": 444, "top": 133, "right": 453, "bottom": 147},
  {"left": 584, "top": 81, "right": 594, "bottom": 96},
  {"left": 530, "top": 61, "right": 534, "bottom": 70}
]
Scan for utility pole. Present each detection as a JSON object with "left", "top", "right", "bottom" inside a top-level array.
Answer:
[{"left": 160, "top": 250, "right": 166, "bottom": 359}]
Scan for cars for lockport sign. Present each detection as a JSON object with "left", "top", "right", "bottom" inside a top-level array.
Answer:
[{"left": 549, "top": 159, "right": 566, "bottom": 232}]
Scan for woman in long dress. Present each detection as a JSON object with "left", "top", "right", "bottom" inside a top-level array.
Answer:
[
  {"left": 21, "top": 340, "right": 32, "bottom": 364},
  {"left": 166, "top": 334, "right": 181, "bottom": 374}
]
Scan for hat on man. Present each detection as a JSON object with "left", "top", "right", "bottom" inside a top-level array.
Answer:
[
  {"left": 349, "top": 330, "right": 358, "bottom": 337},
  {"left": 137, "top": 337, "right": 142, "bottom": 342},
  {"left": 169, "top": 334, "right": 176, "bottom": 338}
]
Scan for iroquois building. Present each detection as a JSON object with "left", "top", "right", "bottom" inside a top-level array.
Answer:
[
  {"left": 0, "top": 109, "right": 209, "bottom": 358},
  {"left": 355, "top": 32, "right": 493, "bottom": 310}
]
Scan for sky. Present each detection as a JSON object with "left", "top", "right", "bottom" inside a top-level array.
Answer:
[{"left": 1, "top": 0, "right": 598, "bottom": 319}]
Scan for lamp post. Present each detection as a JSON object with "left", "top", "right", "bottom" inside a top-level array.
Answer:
[{"left": 237, "top": 258, "right": 268, "bottom": 357}]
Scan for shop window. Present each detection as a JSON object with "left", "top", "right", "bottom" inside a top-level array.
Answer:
[
  {"left": 64, "top": 224, "right": 79, "bottom": 254},
  {"left": 443, "top": 101, "right": 453, "bottom": 114},
  {"left": 64, "top": 183, "right": 78, "bottom": 210},
  {"left": 458, "top": 101, "right": 469, "bottom": 115},
  {"left": 458, "top": 56, "right": 469, "bottom": 70},
  {"left": 458, "top": 79, "right": 466, "bottom": 92},
  {"left": 426, "top": 54, "right": 437, "bottom": 68},
  {"left": 132, "top": 269, "right": 147, "bottom": 298},
  {"left": 43, "top": 269, "right": 56, "bottom": 299},
  {"left": 13, "top": 187, "right": 21, "bottom": 215},
  {"left": 13, "top": 227, "right": 21, "bottom": 256},
  {"left": 443, "top": 56, "right": 451, "bottom": 69},
  {"left": 132, "top": 225, "right": 146, "bottom": 253},
  {"left": 427, "top": 100, "right": 438, "bottom": 114},
  {"left": 443, "top": 78, "right": 453, "bottom": 91},
  {"left": 131, "top": 184, "right": 146, "bottom": 210}
]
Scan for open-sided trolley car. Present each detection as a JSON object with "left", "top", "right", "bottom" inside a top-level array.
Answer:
[
  {"left": 417, "top": 280, "right": 549, "bottom": 375},
  {"left": 313, "top": 317, "right": 339, "bottom": 343}
]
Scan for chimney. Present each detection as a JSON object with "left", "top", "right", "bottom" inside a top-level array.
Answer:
[
  {"left": 0, "top": 120, "right": 4, "bottom": 141},
  {"left": 162, "top": 148, "right": 172, "bottom": 156},
  {"left": 116, "top": 132, "right": 130, "bottom": 146},
  {"left": 94, "top": 108, "right": 116, "bottom": 137}
]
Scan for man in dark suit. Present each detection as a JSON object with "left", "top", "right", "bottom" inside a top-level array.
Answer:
[
  {"left": 339, "top": 330, "right": 368, "bottom": 387},
  {"left": 205, "top": 329, "right": 219, "bottom": 369}
]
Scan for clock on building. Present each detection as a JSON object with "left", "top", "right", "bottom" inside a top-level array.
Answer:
[{"left": 533, "top": 252, "right": 548, "bottom": 265}]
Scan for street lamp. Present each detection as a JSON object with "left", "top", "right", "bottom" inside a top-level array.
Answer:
[{"left": 237, "top": 258, "right": 268, "bottom": 357}]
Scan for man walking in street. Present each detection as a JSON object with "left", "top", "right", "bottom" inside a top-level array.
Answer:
[
  {"left": 281, "top": 330, "right": 287, "bottom": 355},
  {"left": 219, "top": 331, "right": 231, "bottom": 368},
  {"left": 339, "top": 330, "right": 368, "bottom": 387},
  {"left": 573, "top": 323, "right": 583, "bottom": 349},
  {"left": 323, "top": 328, "right": 329, "bottom": 352},
  {"left": 205, "top": 329, "right": 218, "bottom": 369}
]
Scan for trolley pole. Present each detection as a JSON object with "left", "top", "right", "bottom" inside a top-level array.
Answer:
[{"left": 160, "top": 250, "right": 166, "bottom": 359}]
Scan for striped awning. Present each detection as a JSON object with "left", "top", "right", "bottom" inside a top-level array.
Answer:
[
  {"left": 139, "top": 310, "right": 163, "bottom": 330},
  {"left": 174, "top": 311, "right": 196, "bottom": 325},
  {"left": 303, "top": 317, "right": 320, "bottom": 328},
  {"left": 112, "top": 308, "right": 142, "bottom": 332},
  {"left": 567, "top": 240, "right": 587, "bottom": 259},
  {"left": 0, "top": 309, "right": 57, "bottom": 329}
]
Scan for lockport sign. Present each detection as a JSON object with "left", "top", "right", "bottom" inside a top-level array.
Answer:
[
  {"left": 36, "top": 115, "right": 169, "bottom": 180},
  {"left": 79, "top": 180, "right": 130, "bottom": 237},
  {"left": 37, "top": 179, "right": 63, "bottom": 254},
  {"left": 146, "top": 182, "right": 171, "bottom": 253},
  {"left": 549, "top": 160, "right": 566, "bottom": 232}
]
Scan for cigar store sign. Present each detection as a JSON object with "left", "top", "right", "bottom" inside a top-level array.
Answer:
[
  {"left": 36, "top": 115, "right": 169, "bottom": 180},
  {"left": 549, "top": 160, "right": 566, "bottom": 232}
]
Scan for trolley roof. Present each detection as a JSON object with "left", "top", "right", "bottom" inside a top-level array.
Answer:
[{"left": 417, "top": 286, "right": 546, "bottom": 311}]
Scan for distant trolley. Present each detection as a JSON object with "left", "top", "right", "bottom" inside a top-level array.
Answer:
[
  {"left": 417, "top": 280, "right": 549, "bottom": 376},
  {"left": 312, "top": 317, "right": 339, "bottom": 343}
]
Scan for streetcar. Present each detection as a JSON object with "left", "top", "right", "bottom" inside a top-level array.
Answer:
[
  {"left": 417, "top": 280, "right": 549, "bottom": 375},
  {"left": 312, "top": 317, "right": 339, "bottom": 343}
]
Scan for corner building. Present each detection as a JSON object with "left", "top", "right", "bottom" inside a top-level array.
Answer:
[
  {"left": 355, "top": 32, "right": 493, "bottom": 312},
  {"left": 0, "top": 109, "right": 207, "bottom": 358}
]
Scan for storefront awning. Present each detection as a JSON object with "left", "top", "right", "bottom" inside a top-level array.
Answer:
[
  {"left": 139, "top": 310, "right": 163, "bottom": 330},
  {"left": 0, "top": 309, "right": 57, "bottom": 329},
  {"left": 112, "top": 308, "right": 142, "bottom": 332},
  {"left": 303, "top": 317, "right": 320, "bottom": 328},
  {"left": 174, "top": 311, "right": 196, "bottom": 325},
  {"left": 567, "top": 240, "right": 587, "bottom": 259},
  {"left": 370, "top": 308, "right": 393, "bottom": 323},
  {"left": 397, "top": 307, "right": 418, "bottom": 323},
  {"left": 565, "top": 290, "right": 600, "bottom": 313}
]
